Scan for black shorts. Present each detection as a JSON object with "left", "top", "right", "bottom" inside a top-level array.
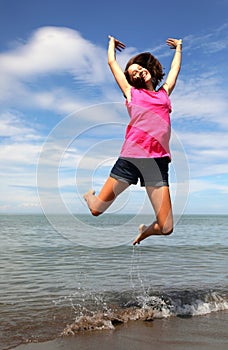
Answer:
[{"left": 110, "top": 157, "right": 170, "bottom": 187}]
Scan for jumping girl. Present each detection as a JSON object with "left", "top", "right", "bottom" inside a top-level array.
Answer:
[{"left": 84, "top": 35, "right": 182, "bottom": 245}]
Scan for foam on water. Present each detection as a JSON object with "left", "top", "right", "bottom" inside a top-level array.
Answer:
[{"left": 60, "top": 288, "right": 228, "bottom": 336}]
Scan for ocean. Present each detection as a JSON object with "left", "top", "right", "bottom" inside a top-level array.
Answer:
[{"left": 0, "top": 214, "right": 227, "bottom": 350}]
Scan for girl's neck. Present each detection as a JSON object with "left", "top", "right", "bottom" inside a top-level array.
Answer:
[{"left": 145, "top": 81, "right": 155, "bottom": 91}]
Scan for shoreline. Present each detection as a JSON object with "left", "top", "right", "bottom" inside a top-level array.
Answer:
[{"left": 12, "top": 311, "right": 228, "bottom": 350}]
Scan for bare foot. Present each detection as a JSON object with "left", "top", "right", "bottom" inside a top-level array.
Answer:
[
  {"left": 83, "top": 189, "right": 95, "bottom": 203},
  {"left": 133, "top": 224, "right": 148, "bottom": 245}
]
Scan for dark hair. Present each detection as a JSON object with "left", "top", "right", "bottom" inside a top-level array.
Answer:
[{"left": 124, "top": 52, "right": 165, "bottom": 90}]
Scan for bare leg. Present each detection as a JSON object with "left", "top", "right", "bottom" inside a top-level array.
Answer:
[
  {"left": 84, "top": 177, "right": 129, "bottom": 216},
  {"left": 133, "top": 186, "right": 173, "bottom": 245}
]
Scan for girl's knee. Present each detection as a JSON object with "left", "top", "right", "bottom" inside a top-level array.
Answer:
[
  {"left": 159, "top": 221, "right": 173, "bottom": 235},
  {"left": 90, "top": 209, "right": 102, "bottom": 217},
  {"left": 162, "top": 226, "right": 173, "bottom": 235}
]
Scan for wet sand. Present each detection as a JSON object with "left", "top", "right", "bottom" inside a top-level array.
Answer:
[{"left": 13, "top": 312, "right": 228, "bottom": 350}]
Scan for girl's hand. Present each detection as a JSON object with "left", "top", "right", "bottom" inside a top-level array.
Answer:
[
  {"left": 166, "top": 38, "right": 182, "bottom": 49},
  {"left": 108, "top": 35, "right": 126, "bottom": 52}
]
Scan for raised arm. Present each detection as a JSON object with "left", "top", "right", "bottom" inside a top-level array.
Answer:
[
  {"left": 163, "top": 38, "right": 182, "bottom": 96},
  {"left": 108, "top": 35, "right": 131, "bottom": 101}
]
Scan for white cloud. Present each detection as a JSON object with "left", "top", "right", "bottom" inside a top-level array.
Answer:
[
  {"left": 0, "top": 27, "right": 107, "bottom": 81},
  {"left": 0, "top": 28, "right": 106, "bottom": 115},
  {"left": 0, "top": 26, "right": 138, "bottom": 113},
  {"left": 193, "top": 178, "right": 228, "bottom": 193},
  {"left": 182, "top": 23, "right": 228, "bottom": 54},
  {"left": 172, "top": 77, "right": 228, "bottom": 129},
  {"left": 0, "top": 112, "right": 41, "bottom": 140},
  {"left": 0, "top": 143, "right": 41, "bottom": 166},
  {"left": 179, "top": 130, "right": 228, "bottom": 158},
  {"left": 172, "top": 129, "right": 228, "bottom": 182}
]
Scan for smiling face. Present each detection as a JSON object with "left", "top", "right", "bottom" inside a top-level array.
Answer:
[
  {"left": 128, "top": 64, "right": 151, "bottom": 82},
  {"left": 127, "top": 64, "right": 153, "bottom": 89},
  {"left": 124, "top": 52, "right": 165, "bottom": 90}
]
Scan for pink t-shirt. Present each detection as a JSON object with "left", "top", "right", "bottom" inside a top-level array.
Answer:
[{"left": 120, "top": 87, "right": 172, "bottom": 159}]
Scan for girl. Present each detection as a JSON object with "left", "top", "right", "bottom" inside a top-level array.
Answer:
[{"left": 84, "top": 35, "right": 182, "bottom": 245}]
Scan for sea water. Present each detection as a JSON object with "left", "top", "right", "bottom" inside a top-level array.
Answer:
[{"left": 0, "top": 214, "right": 227, "bottom": 349}]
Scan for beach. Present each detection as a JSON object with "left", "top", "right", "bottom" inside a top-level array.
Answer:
[
  {"left": 1, "top": 214, "right": 228, "bottom": 350},
  {"left": 13, "top": 312, "right": 228, "bottom": 350}
]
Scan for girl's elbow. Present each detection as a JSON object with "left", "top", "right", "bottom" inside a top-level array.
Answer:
[{"left": 108, "top": 58, "right": 115, "bottom": 66}]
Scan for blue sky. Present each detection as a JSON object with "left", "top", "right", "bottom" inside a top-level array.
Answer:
[{"left": 0, "top": 0, "right": 228, "bottom": 216}]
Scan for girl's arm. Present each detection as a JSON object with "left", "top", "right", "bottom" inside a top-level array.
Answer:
[
  {"left": 163, "top": 38, "right": 182, "bottom": 96},
  {"left": 108, "top": 36, "right": 131, "bottom": 101}
]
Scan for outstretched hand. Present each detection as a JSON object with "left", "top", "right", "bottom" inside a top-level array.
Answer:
[
  {"left": 166, "top": 38, "right": 182, "bottom": 49},
  {"left": 108, "top": 35, "right": 126, "bottom": 52}
]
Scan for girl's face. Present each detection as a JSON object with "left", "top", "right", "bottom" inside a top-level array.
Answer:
[{"left": 127, "top": 64, "right": 152, "bottom": 84}]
